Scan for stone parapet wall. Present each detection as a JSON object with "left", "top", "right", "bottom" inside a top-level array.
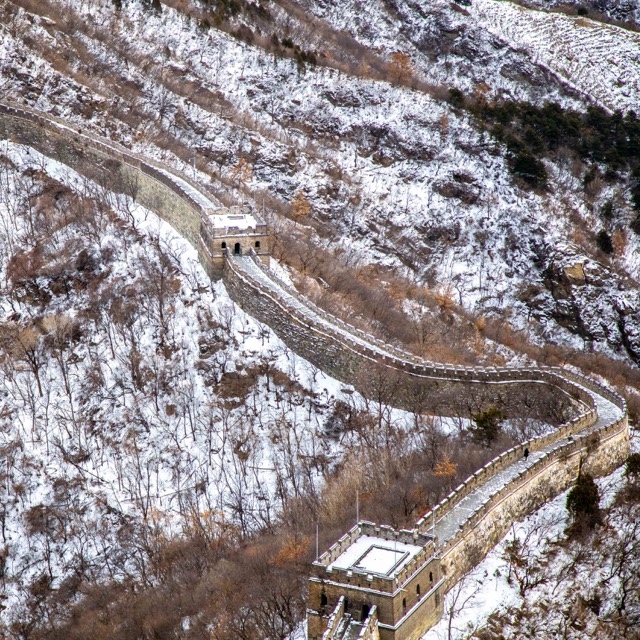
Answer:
[
  {"left": 440, "top": 411, "right": 628, "bottom": 586},
  {"left": 223, "top": 253, "right": 589, "bottom": 423},
  {"left": 0, "top": 102, "right": 212, "bottom": 209},
  {"left": 416, "top": 371, "right": 626, "bottom": 539},
  {"left": 314, "top": 522, "right": 434, "bottom": 570},
  {"left": 0, "top": 102, "right": 205, "bottom": 249},
  {"left": 321, "top": 597, "right": 346, "bottom": 640},
  {"left": 359, "top": 606, "right": 380, "bottom": 640},
  {"left": 244, "top": 254, "right": 594, "bottom": 406},
  {"left": 414, "top": 402, "right": 597, "bottom": 536}
]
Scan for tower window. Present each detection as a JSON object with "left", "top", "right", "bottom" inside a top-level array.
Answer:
[
  {"left": 417, "top": 584, "right": 421, "bottom": 596},
  {"left": 221, "top": 242, "right": 226, "bottom": 249},
  {"left": 429, "top": 571, "right": 433, "bottom": 583},
  {"left": 402, "top": 598, "right": 406, "bottom": 612},
  {"left": 320, "top": 592, "right": 327, "bottom": 608},
  {"left": 255, "top": 240, "right": 261, "bottom": 249}
]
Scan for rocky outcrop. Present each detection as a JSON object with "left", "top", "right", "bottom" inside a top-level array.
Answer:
[{"left": 538, "top": 246, "right": 640, "bottom": 363}]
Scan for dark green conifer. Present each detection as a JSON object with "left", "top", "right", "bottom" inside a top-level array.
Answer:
[{"left": 566, "top": 471, "right": 601, "bottom": 529}]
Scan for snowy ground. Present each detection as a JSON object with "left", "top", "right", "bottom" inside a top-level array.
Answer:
[
  {"left": 1, "top": 0, "right": 640, "bottom": 363},
  {"left": 1, "top": 0, "right": 640, "bottom": 631},
  {"left": 470, "top": 0, "right": 640, "bottom": 112}
]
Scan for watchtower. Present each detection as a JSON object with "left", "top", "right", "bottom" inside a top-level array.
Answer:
[
  {"left": 308, "top": 522, "right": 443, "bottom": 640},
  {"left": 199, "top": 205, "right": 270, "bottom": 279}
]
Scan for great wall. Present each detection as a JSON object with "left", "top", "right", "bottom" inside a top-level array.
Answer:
[{"left": 0, "top": 101, "right": 630, "bottom": 640}]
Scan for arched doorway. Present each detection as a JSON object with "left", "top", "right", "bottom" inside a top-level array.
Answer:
[
  {"left": 234, "top": 242, "right": 241, "bottom": 255},
  {"left": 361, "top": 604, "right": 370, "bottom": 621}
]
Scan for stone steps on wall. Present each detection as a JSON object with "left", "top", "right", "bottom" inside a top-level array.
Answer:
[{"left": 430, "top": 392, "right": 621, "bottom": 546}]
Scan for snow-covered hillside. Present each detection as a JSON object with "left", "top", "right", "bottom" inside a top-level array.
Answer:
[
  {"left": 470, "top": 0, "right": 640, "bottom": 111},
  {"left": 523, "top": 0, "right": 640, "bottom": 26},
  {"left": 0, "top": 142, "right": 420, "bottom": 622},
  {"left": 2, "top": 0, "right": 640, "bottom": 366},
  {"left": 1, "top": 0, "right": 640, "bottom": 636}
]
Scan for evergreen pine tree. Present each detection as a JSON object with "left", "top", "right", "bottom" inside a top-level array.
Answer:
[{"left": 566, "top": 471, "right": 601, "bottom": 530}]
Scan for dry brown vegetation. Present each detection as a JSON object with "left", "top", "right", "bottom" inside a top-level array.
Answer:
[
  {"left": 269, "top": 222, "right": 484, "bottom": 365},
  {"left": 17, "top": 402, "right": 525, "bottom": 640}
]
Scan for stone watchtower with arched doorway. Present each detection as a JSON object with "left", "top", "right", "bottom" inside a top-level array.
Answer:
[
  {"left": 308, "top": 522, "right": 444, "bottom": 640},
  {"left": 199, "top": 205, "right": 270, "bottom": 279}
]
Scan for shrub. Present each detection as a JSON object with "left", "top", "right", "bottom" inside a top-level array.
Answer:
[
  {"left": 448, "top": 88, "right": 465, "bottom": 108},
  {"left": 583, "top": 165, "right": 601, "bottom": 188},
  {"left": 625, "top": 452, "right": 640, "bottom": 482},
  {"left": 596, "top": 230, "right": 613, "bottom": 254},
  {"left": 510, "top": 152, "right": 547, "bottom": 188},
  {"left": 631, "top": 183, "right": 640, "bottom": 211},
  {"left": 600, "top": 200, "right": 614, "bottom": 219},
  {"left": 566, "top": 472, "right": 601, "bottom": 529},
  {"left": 141, "top": 0, "right": 162, "bottom": 12},
  {"left": 471, "top": 407, "right": 505, "bottom": 446}
]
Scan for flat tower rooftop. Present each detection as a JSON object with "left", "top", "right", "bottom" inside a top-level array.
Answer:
[
  {"left": 328, "top": 535, "right": 422, "bottom": 578},
  {"left": 206, "top": 211, "right": 259, "bottom": 231},
  {"left": 201, "top": 205, "right": 267, "bottom": 238}
]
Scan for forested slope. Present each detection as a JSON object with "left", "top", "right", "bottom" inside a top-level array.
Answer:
[{"left": 0, "top": 1, "right": 639, "bottom": 638}]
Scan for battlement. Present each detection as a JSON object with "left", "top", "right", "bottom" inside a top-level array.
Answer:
[
  {"left": 308, "top": 522, "right": 442, "bottom": 640},
  {"left": 199, "top": 206, "right": 270, "bottom": 278},
  {"left": 312, "top": 522, "right": 436, "bottom": 593}
]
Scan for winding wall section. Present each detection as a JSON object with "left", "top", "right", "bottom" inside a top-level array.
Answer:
[{"left": 0, "top": 101, "right": 630, "bottom": 613}]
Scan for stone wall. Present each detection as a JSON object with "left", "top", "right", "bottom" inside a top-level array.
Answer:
[
  {"left": 308, "top": 571, "right": 442, "bottom": 640},
  {"left": 223, "top": 253, "right": 589, "bottom": 424},
  {"left": 0, "top": 99, "right": 600, "bottom": 429},
  {"left": 360, "top": 607, "right": 381, "bottom": 640},
  {"left": 1, "top": 101, "right": 631, "bottom": 639},
  {"left": 419, "top": 369, "right": 628, "bottom": 580},
  {"left": 321, "top": 597, "right": 345, "bottom": 640},
  {"left": 222, "top": 240, "right": 629, "bottom": 638},
  {"left": 377, "top": 583, "right": 443, "bottom": 640},
  {"left": 0, "top": 102, "right": 204, "bottom": 257},
  {"left": 440, "top": 411, "right": 628, "bottom": 586}
]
